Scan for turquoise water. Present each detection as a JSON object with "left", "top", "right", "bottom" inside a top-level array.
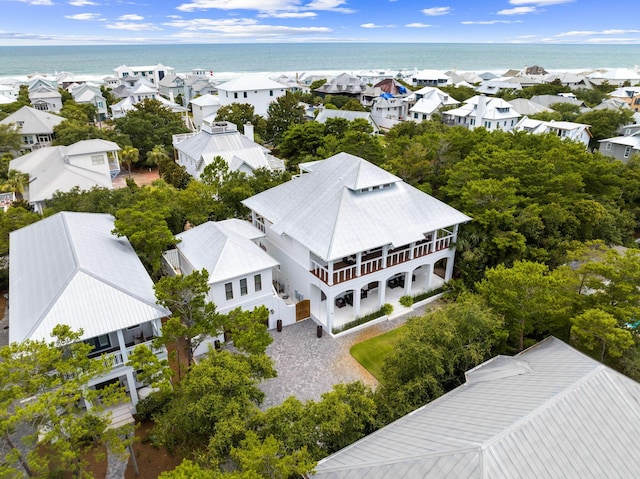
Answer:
[{"left": 1, "top": 43, "right": 638, "bottom": 79}]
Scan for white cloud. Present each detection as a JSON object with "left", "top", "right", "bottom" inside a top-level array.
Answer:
[
  {"left": 65, "top": 13, "right": 103, "bottom": 20},
  {"left": 166, "top": 15, "right": 182, "bottom": 19},
  {"left": 68, "top": 0, "right": 99, "bottom": 5},
  {"left": 360, "top": 23, "right": 395, "bottom": 29},
  {"left": 557, "top": 29, "right": 640, "bottom": 37},
  {"left": 406, "top": 22, "right": 431, "bottom": 28},
  {"left": 422, "top": 7, "right": 450, "bottom": 16},
  {"left": 176, "top": 0, "right": 353, "bottom": 13},
  {"left": 106, "top": 22, "right": 162, "bottom": 30},
  {"left": 305, "top": 0, "right": 354, "bottom": 12},
  {"left": 461, "top": 20, "right": 522, "bottom": 25},
  {"left": 119, "top": 14, "right": 144, "bottom": 20},
  {"left": 169, "top": 23, "right": 332, "bottom": 39},
  {"left": 509, "top": 0, "right": 572, "bottom": 5},
  {"left": 498, "top": 6, "right": 537, "bottom": 15},
  {"left": 258, "top": 11, "right": 317, "bottom": 18},
  {"left": 16, "top": 0, "right": 53, "bottom": 4},
  {"left": 585, "top": 37, "right": 640, "bottom": 44}
]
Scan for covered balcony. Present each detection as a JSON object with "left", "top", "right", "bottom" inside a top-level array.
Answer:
[{"left": 310, "top": 227, "right": 456, "bottom": 286}]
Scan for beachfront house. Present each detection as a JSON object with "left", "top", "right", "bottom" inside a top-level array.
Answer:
[
  {"left": 314, "top": 73, "right": 368, "bottom": 102},
  {"left": 442, "top": 95, "right": 520, "bottom": 132},
  {"left": 113, "top": 63, "right": 175, "bottom": 85},
  {"left": 513, "top": 117, "right": 592, "bottom": 148},
  {"left": 311, "top": 337, "right": 640, "bottom": 478},
  {"left": 173, "top": 119, "right": 285, "bottom": 179},
  {"left": 110, "top": 78, "right": 188, "bottom": 120},
  {"left": 242, "top": 152, "right": 470, "bottom": 334},
  {"left": 0, "top": 106, "right": 63, "bottom": 153},
  {"left": 410, "top": 69, "right": 451, "bottom": 88},
  {"left": 216, "top": 76, "right": 290, "bottom": 117},
  {"left": 28, "top": 78, "right": 62, "bottom": 113},
  {"left": 161, "top": 219, "right": 294, "bottom": 342},
  {"left": 9, "top": 211, "right": 170, "bottom": 406},
  {"left": 10, "top": 139, "right": 121, "bottom": 213}
]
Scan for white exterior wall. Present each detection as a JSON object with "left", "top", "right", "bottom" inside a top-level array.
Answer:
[
  {"left": 218, "top": 88, "right": 286, "bottom": 117},
  {"left": 66, "top": 152, "right": 113, "bottom": 179}
]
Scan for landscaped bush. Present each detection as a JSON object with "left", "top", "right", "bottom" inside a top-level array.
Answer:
[
  {"left": 399, "top": 295, "right": 414, "bottom": 307},
  {"left": 332, "top": 304, "right": 394, "bottom": 334},
  {"left": 412, "top": 287, "right": 444, "bottom": 303},
  {"left": 135, "top": 389, "right": 173, "bottom": 421}
]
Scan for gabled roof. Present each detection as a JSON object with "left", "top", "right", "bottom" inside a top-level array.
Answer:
[
  {"left": 175, "top": 221, "right": 278, "bottom": 284},
  {"left": 9, "top": 212, "right": 169, "bottom": 343},
  {"left": 313, "top": 337, "right": 640, "bottom": 478},
  {"left": 242, "top": 153, "right": 470, "bottom": 261},
  {"left": 190, "top": 94, "right": 221, "bottom": 107},
  {"left": 315, "top": 73, "right": 368, "bottom": 95},
  {"left": 64, "top": 139, "right": 120, "bottom": 157},
  {"left": 508, "top": 98, "right": 553, "bottom": 116},
  {"left": 445, "top": 96, "right": 520, "bottom": 121},
  {"left": 216, "top": 76, "right": 289, "bottom": 92},
  {"left": 0, "top": 106, "right": 64, "bottom": 134},
  {"left": 315, "top": 109, "right": 379, "bottom": 132}
]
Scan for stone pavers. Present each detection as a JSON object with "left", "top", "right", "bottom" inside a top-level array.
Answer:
[{"left": 259, "top": 302, "right": 434, "bottom": 409}]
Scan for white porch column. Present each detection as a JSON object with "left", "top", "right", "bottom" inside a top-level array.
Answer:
[
  {"left": 327, "top": 296, "right": 335, "bottom": 332},
  {"left": 355, "top": 252, "right": 362, "bottom": 277},
  {"left": 404, "top": 272, "right": 412, "bottom": 296},
  {"left": 453, "top": 224, "right": 459, "bottom": 242},
  {"left": 426, "top": 264, "right": 433, "bottom": 291},
  {"left": 382, "top": 245, "right": 389, "bottom": 268},
  {"left": 431, "top": 230, "right": 438, "bottom": 253},
  {"left": 354, "top": 289, "right": 361, "bottom": 318},
  {"left": 445, "top": 254, "right": 455, "bottom": 280},
  {"left": 328, "top": 261, "right": 334, "bottom": 286},
  {"left": 409, "top": 242, "right": 415, "bottom": 260},
  {"left": 125, "top": 369, "right": 139, "bottom": 406},
  {"left": 116, "top": 329, "right": 128, "bottom": 362},
  {"left": 379, "top": 283, "right": 386, "bottom": 308}
]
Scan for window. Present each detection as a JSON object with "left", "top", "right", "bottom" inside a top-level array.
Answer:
[
  {"left": 243, "top": 92, "right": 248, "bottom": 98},
  {"left": 234, "top": 92, "right": 238, "bottom": 99},
  {"left": 413, "top": 112, "right": 418, "bottom": 119},
  {"left": 240, "top": 278, "right": 248, "bottom": 296},
  {"left": 270, "top": 90, "right": 274, "bottom": 97},
  {"left": 605, "top": 142, "right": 612, "bottom": 150},
  {"left": 254, "top": 274, "right": 262, "bottom": 292},
  {"left": 91, "top": 154, "right": 105, "bottom": 165},
  {"left": 624, "top": 146, "right": 631, "bottom": 158},
  {"left": 225, "top": 282, "right": 233, "bottom": 300}
]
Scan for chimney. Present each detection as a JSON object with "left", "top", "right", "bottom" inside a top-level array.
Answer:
[
  {"left": 244, "top": 123, "right": 254, "bottom": 142},
  {"left": 475, "top": 95, "right": 487, "bottom": 131}
]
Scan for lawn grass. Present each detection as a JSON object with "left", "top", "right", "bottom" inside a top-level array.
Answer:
[{"left": 350, "top": 327, "right": 406, "bottom": 382}]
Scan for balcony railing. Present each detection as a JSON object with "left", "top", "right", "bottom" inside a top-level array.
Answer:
[
  {"left": 310, "top": 234, "right": 453, "bottom": 286},
  {"left": 97, "top": 340, "right": 166, "bottom": 369}
]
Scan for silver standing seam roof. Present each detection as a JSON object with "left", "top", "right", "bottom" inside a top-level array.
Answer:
[
  {"left": 9, "top": 212, "right": 169, "bottom": 343},
  {"left": 242, "top": 153, "right": 471, "bottom": 262},
  {"left": 312, "top": 337, "right": 640, "bottom": 479}
]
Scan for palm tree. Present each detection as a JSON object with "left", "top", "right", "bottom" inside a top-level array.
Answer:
[
  {"left": 145, "top": 145, "right": 170, "bottom": 169},
  {"left": 2, "top": 169, "right": 29, "bottom": 199},
  {"left": 120, "top": 145, "right": 139, "bottom": 177}
]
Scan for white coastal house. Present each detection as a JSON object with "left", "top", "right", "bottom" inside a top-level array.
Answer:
[
  {"left": 513, "top": 117, "right": 592, "bottom": 148},
  {"left": 599, "top": 130, "right": 640, "bottom": 163},
  {"left": 410, "top": 69, "right": 451, "bottom": 88},
  {"left": 28, "top": 78, "right": 62, "bottom": 113},
  {"left": 9, "top": 212, "right": 170, "bottom": 406},
  {"left": 242, "top": 152, "right": 471, "bottom": 334},
  {"left": 216, "top": 76, "right": 290, "bottom": 117},
  {"left": 0, "top": 106, "right": 64, "bottom": 153},
  {"left": 190, "top": 94, "right": 222, "bottom": 128},
  {"left": 70, "top": 82, "right": 109, "bottom": 121},
  {"left": 10, "top": 139, "right": 121, "bottom": 213},
  {"left": 442, "top": 95, "right": 521, "bottom": 132},
  {"left": 173, "top": 120, "right": 285, "bottom": 178},
  {"left": 161, "top": 219, "right": 296, "bottom": 343},
  {"left": 113, "top": 63, "right": 175, "bottom": 85},
  {"left": 404, "top": 86, "right": 460, "bottom": 122},
  {"left": 110, "top": 78, "right": 189, "bottom": 120},
  {"left": 312, "top": 337, "right": 640, "bottom": 478}
]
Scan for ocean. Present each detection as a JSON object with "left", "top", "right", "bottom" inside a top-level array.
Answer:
[{"left": 1, "top": 43, "right": 639, "bottom": 82}]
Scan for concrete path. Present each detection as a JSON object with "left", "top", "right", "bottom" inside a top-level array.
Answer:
[{"left": 259, "top": 301, "right": 435, "bottom": 409}]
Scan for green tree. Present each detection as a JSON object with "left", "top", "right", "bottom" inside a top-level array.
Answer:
[
  {"left": 0, "top": 205, "right": 40, "bottom": 256},
  {"left": 146, "top": 144, "right": 170, "bottom": 168},
  {"left": 120, "top": 145, "right": 139, "bottom": 176},
  {"left": 223, "top": 306, "right": 273, "bottom": 356},
  {"left": 575, "top": 108, "right": 634, "bottom": 148},
  {"left": 570, "top": 309, "right": 634, "bottom": 362},
  {"left": 1, "top": 169, "right": 29, "bottom": 198},
  {"left": 265, "top": 92, "right": 305, "bottom": 144},
  {"left": 0, "top": 325, "right": 130, "bottom": 478},
  {"left": 0, "top": 123, "right": 21, "bottom": 153},
  {"left": 215, "top": 103, "right": 266, "bottom": 138},
  {"left": 112, "top": 205, "right": 177, "bottom": 277},
  {"left": 154, "top": 269, "right": 224, "bottom": 371},
  {"left": 115, "top": 98, "right": 189, "bottom": 161},
  {"left": 52, "top": 118, "right": 103, "bottom": 145}
]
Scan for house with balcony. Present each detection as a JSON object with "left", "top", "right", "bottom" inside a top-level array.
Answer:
[
  {"left": 161, "top": 219, "right": 295, "bottom": 342},
  {"left": 410, "top": 69, "right": 451, "bottom": 88},
  {"left": 173, "top": 120, "right": 285, "bottom": 178},
  {"left": 404, "top": 86, "right": 460, "bottom": 122},
  {"left": 216, "top": 76, "right": 290, "bottom": 117},
  {"left": 113, "top": 63, "right": 175, "bottom": 85},
  {"left": 70, "top": 83, "right": 108, "bottom": 121},
  {"left": 10, "top": 139, "right": 121, "bottom": 213},
  {"left": 513, "top": 117, "right": 592, "bottom": 148},
  {"left": 442, "top": 95, "right": 520, "bottom": 132},
  {"left": 9, "top": 212, "right": 170, "bottom": 406},
  {"left": 242, "top": 152, "right": 471, "bottom": 333},
  {"left": 28, "top": 77, "right": 62, "bottom": 113},
  {"left": 0, "top": 106, "right": 63, "bottom": 153},
  {"left": 314, "top": 73, "right": 368, "bottom": 102}
]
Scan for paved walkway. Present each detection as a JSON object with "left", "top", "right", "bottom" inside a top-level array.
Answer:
[{"left": 259, "top": 301, "right": 436, "bottom": 409}]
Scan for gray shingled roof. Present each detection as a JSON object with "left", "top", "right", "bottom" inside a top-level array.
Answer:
[
  {"left": 242, "top": 153, "right": 470, "bottom": 261},
  {"left": 312, "top": 337, "right": 640, "bottom": 478},
  {"left": 9, "top": 212, "right": 169, "bottom": 343}
]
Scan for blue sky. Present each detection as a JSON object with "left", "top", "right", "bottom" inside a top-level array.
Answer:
[{"left": 1, "top": 0, "right": 639, "bottom": 46}]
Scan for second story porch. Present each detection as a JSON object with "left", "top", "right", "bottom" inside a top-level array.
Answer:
[{"left": 310, "top": 226, "right": 457, "bottom": 286}]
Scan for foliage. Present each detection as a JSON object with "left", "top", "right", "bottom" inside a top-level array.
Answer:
[
  {"left": 575, "top": 108, "right": 634, "bottom": 148},
  {"left": 350, "top": 327, "right": 406, "bottom": 381},
  {"left": 223, "top": 306, "right": 273, "bottom": 356},
  {"left": 0, "top": 325, "right": 131, "bottom": 478},
  {"left": 332, "top": 304, "right": 393, "bottom": 334},
  {"left": 379, "top": 294, "right": 507, "bottom": 418},
  {"left": 114, "top": 98, "right": 189, "bottom": 161},
  {"left": 265, "top": 92, "right": 305, "bottom": 144},
  {"left": 0, "top": 205, "right": 40, "bottom": 256},
  {"left": 570, "top": 309, "right": 634, "bottom": 362},
  {"left": 399, "top": 295, "right": 414, "bottom": 307},
  {"left": 134, "top": 389, "right": 174, "bottom": 422},
  {"left": 0, "top": 123, "right": 22, "bottom": 153},
  {"left": 215, "top": 103, "right": 267, "bottom": 139},
  {"left": 154, "top": 269, "right": 224, "bottom": 372},
  {"left": 120, "top": 145, "right": 139, "bottom": 176},
  {"left": 126, "top": 344, "right": 173, "bottom": 393}
]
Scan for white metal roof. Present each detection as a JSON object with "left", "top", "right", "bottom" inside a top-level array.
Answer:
[
  {"left": 9, "top": 212, "right": 169, "bottom": 343},
  {"left": 313, "top": 337, "right": 640, "bottom": 478},
  {"left": 243, "top": 153, "right": 470, "bottom": 261},
  {"left": 216, "top": 76, "right": 289, "bottom": 92},
  {"left": 175, "top": 221, "right": 278, "bottom": 284},
  {"left": 0, "top": 106, "right": 63, "bottom": 134}
]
